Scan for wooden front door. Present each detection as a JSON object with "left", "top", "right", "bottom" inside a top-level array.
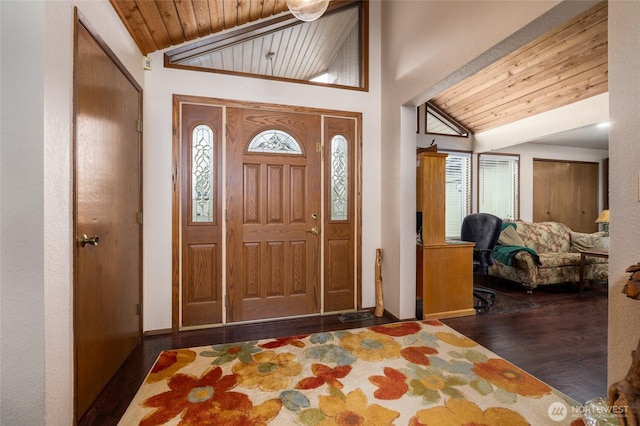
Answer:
[
  {"left": 74, "top": 17, "right": 142, "bottom": 419},
  {"left": 226, "top": 108, "right": 321, "bottom": 322}
]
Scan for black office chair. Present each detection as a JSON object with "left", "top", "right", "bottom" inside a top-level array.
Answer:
[{"left": 461, "top": 213, "right": 503, "bottom": 312}]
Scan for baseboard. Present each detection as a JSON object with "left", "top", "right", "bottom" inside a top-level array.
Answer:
[{"left": 143, "top": 328, "right": 173, "bottom": 337}]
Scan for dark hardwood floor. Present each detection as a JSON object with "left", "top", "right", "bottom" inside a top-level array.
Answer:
[
  {"left": 79, "top": 277, "right": 607, "bottom": 425},
  {"left": 443, "top": 277, "right": 608, "bottom": 404}
]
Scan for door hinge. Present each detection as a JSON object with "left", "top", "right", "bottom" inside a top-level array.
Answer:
[
  {"left": 137, "top": 211, "right": 143, "bottom": 224},
  {"left": 136, "top": 120, "right": 143, "bottom": 133},
  {"left": 317, "top": 142, "right": 323, "bottom": 160},
  {"left": 136, "top": 303, "right": 142, "bottom": 316}
]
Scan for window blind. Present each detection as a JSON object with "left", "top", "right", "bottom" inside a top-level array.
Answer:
[
  {"left": 444, "top": 152, "right": 471, "bottom": 238},
  {"left": 478, "top": 154, "right": 519, "bottom": 220}
]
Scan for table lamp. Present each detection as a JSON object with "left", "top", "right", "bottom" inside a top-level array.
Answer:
[{"left": 595, "top": 209, "right": 609, "bottom": 236}]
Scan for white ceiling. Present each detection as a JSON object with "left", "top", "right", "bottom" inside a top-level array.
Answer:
[{"left": 526, "top": 122, "right": 609, "bottom": 150}]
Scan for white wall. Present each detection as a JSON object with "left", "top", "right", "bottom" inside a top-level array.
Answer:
[
  {"left": 607, "top": 0, "right": 640, "bottom": 386},
  {"left": 141, "top": 2, "right": 383, "bottom": 331},
  {"left": 1, "top": 2, "right": 45, "bottom": 424},
  {"left": 0, "top": 1, "right": 142, "bottom": 424}
]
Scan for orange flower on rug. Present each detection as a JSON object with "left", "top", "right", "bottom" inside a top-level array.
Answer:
[{"left": 120, "top": 321, "right": 585, "bottom": 425}]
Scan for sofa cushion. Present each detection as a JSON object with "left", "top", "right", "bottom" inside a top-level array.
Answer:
[
  {"left": 570, "top": 231, "right": 609, "bottom": 253},
  {"left": 498, "top": 225, "right": 525, "bottom": 247},
  {"left": 537, "top": 252, "right": 582, "bottom": 268},
  {"left": 513, "top": 221, "right": 572, "bottom": 253}
]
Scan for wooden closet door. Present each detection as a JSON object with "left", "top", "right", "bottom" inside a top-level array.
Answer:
[
  {"left": 74, "top": 18, "right": 142, "bottom": 419},
  {"left": 533, "top": 159, "right": 598, "bottom": 232}
]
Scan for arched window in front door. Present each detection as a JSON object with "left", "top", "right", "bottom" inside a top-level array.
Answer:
[{"left": 247, "top": 129, "right": 302, "bottom": 154}]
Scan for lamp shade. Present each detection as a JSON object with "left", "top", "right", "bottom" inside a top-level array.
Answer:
[
  {"left": 286, "top": 0, "right": 330, "bottom": 22},
  {"left": 595, "top": 209, "right": 610, "bottom": 223}
]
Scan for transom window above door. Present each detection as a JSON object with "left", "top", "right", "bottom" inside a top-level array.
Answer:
[{"left": 164, "top": 1, "right": 368, "bottom": 91}]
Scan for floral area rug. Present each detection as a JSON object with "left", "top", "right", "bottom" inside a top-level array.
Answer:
[{"left": 119, "top": 320, "right": 585, "bottom": 425}]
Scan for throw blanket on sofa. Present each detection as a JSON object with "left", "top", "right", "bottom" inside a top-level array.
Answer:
[{"left": 493, "top": 245, "right": 541, "bottom": 266}]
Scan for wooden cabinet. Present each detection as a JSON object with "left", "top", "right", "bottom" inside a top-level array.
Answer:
[
  {"left": 422, "top": 242, "right": 475, "bottom": 319},
  {"left": 417, "top": 152, "right": 447, "bottom": 245},
  {"left": 417, "top": 152, "right": 475, "bottom": 319}
]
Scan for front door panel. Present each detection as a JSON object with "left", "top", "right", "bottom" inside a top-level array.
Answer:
[
  {"left": 323, "top": 116, "right": 357, "bottom": 312},
  {"left": 180, "top": 104, "right": 223, "bottom": 326},
  {"left": 226, "top": 108, "right": 321, "bottom": 322}
]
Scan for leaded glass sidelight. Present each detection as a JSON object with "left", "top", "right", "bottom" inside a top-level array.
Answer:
[
  {"left": 330, "top": 135, "right": 349, "bottom": 221},
  {"left": 192, "top": 124, "right": 215, "bottom": 222},
  {"left": 247, "top": 129, "right": 302, "bottom": 154}
]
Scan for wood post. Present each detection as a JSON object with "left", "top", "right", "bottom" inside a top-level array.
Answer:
[{"left": 375, "top": 249, "right": 384, "bottom": 317}]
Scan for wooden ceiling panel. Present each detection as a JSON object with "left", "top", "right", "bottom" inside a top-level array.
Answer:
[
  {"left": 112, "top": 0, "right": 160, "bottom": 54},
  {"left": 429, "top": 1, "right": 608, "bottom": 134},
  {"left": 110, "top": 0, "right": 290, "bottom": 55},
  {"left": 207, "top": 0, "right": 225, "bottom": 32},
  {"left": 135, "top": 0, "right": 173, "bottom": 48}
]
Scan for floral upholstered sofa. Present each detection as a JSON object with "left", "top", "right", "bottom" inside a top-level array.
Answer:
[{"left": 488, "top": 221, "right": 608, "bottom": 293}]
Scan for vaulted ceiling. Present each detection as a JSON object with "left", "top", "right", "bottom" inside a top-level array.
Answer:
[
  {"left": 429, "top": 1, "right": 607, "bottom": 134},
  {"left": 110, "top": 1, "right": 608, "bottom": 138}
]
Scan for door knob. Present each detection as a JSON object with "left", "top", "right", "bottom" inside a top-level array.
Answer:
[
  {"left": 306, "top": 227, "right": 320, "bottom": 235},
  {"left": 80, "top": 234, "right": 99, "bottom": 247}
]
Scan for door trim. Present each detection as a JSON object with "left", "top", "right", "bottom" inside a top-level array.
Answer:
[{"left": 172, "top": 95, "right": 362, "bottom": 330}]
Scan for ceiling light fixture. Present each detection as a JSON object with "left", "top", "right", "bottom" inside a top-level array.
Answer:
[{"left": 286, "top": 0, "right": 330, "bottom": 22}]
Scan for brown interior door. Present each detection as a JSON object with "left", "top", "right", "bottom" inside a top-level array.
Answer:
[
  {"left": 74, "top": 18, "right": 142, "bottom": 419},
  {"left": 323, "top": 116, "right": 356, "bottom": 312},
  {"left": 226, "top": 108, "right": 321, "bottom": 322},
  {"left": 533, "top": 159, "right": 598, "bottom": 232},
  {"left": 180, "top": 104, "right": 223, "bottom": 326}
]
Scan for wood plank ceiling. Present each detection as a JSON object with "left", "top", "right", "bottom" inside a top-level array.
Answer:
[
  {"left": 429, "top": 1, "right": 608, "bottom": 134},
  {"left": 110, "top": 0, "right": 290, "bottom": 55},
  {"left": 110, "top": 1, "right": 608, "bottom": 135}
]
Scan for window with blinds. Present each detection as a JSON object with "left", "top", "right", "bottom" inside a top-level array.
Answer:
[
  {"left": 444, "top": 152, "right": 471, "bottom": 238},
  {"left": 478, "top": 153, "right": 520, "bottom": 221}
]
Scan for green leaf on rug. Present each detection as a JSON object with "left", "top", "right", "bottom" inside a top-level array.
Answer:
[
  {"left": 461, "top": 349, "right": 488, "bottom": 363},
  {"left": 280, "top": 390, "right": 310, "bottom": 411},
  {"left": 470, "top": 378, "right": 494, "bottom": 396},
  {"left": 298, "top": 408, "right": 325, "bottom": 425},
  {"left": 494, "top": 388, "right": 518, "bottom": 404}
]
